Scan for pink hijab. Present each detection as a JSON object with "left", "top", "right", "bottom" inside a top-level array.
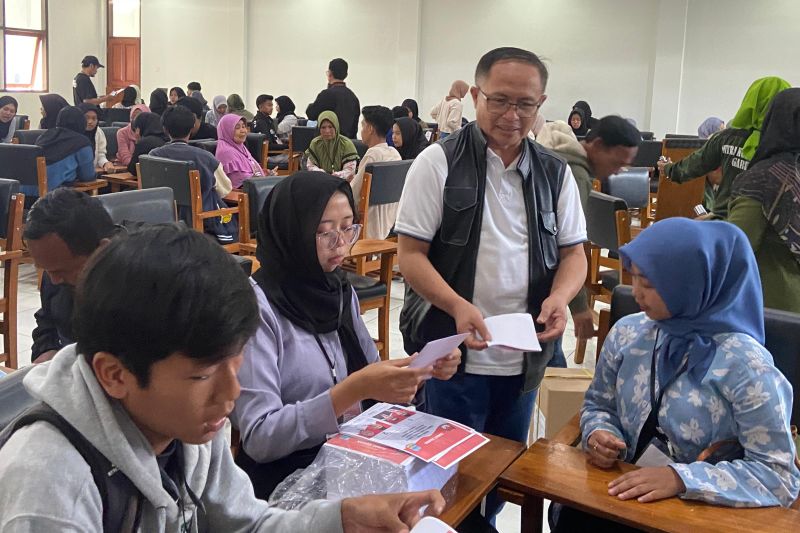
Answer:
[{"left": 215, "top": 114, "right": 263, "bottom": 182}]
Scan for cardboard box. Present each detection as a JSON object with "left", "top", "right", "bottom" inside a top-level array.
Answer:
[{"left": 537, "top": 368, "right": 594, "bottom": 439}]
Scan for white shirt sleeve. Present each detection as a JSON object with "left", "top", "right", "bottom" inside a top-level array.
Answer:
[
  {"left": 214, "top": 163, "right": 233, "bottom": 196},
  {"left": 556, "top": 165, "right": 588, "bottom": 247},
  {"left": 394, "top": 144, "right": 448, "bottom": 242},
  {"left": 95, "top": 129, "right": 109, "bottom": 167}
]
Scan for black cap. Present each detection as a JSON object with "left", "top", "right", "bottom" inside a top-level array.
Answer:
[{"left": 81, "top": 55, "right": 104, "bottom": 68}]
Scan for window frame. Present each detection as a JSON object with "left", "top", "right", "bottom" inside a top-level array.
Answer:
[{"left": 1, "top": 0, "right": 49, "bottom": 93}]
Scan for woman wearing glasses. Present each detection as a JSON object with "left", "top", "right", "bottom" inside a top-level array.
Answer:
[{"left": 231, "top": 172, "right": 461, "bottom": 499}]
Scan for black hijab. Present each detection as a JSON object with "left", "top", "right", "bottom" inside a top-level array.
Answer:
[
  {"left": 395, "top": 117, "right": 428, "bottom": 160},
  {"left": 78, "top": 103, "right": 100, "bottom": 150},
  {"left": 402, "top": 99, "right": 419, "bottom": 120},
  {"left": 253, "top": 171, "right": 368, "bottom": 376},
  {"left": 568, "top": 108, "right": 589, "bottom": 136},
  {"left": 0, "top": 96, "right": 17, "bottom": 140},
  {"left": 133, "top": 112, "right": 165, "bottom": 139},
  {"left": 39, "top": 94, "right": 70, "bottom": 129},
  {"left": 573, "top": 100, "right": 599, "bottom": 129},
  {"left": 149, "top": 89, "right": 169, "bottom": 115},
  {"left": 275, "top": 95, "right": 296, "bottom": 126},
  {"left": 36, "top": 106, "right": 91, "bottom": 164}
]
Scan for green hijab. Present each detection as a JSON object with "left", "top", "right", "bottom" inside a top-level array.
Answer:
[
  {"left": 306, "top": 110, "right": 359, "bottom": 173},
  {"left": 728, "top": 76, "right": 790, "bottom": 161}
]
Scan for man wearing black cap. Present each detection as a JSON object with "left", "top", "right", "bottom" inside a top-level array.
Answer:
[
  {"left": 306, "top": 57, "right": 360, "bottom": 138},
  {"left": 73, "top": 55, "right": 114, "bottom": 106}
]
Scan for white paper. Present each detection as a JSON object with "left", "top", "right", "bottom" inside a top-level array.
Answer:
[
  {"left": 634, "top": 443, "right": 675, "bottom": 468},
  {"left": 411, "top": 517, "right": 457, "bottom": 533},
  {"left": 483, "top": 313, "right": 541, "bottom": 352},
  {"left": 409, "top": 333, "right": 469, "bottom": 369}
]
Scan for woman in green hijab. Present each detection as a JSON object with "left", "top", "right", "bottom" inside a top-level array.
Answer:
[
  {"left": 306, "top": 110, "right": 359, "bottom": 181},
  {"left": 658, "top": 76, "right": 790, "bottom": 220},
  {"left": 227, "top": 93, "right": 254, "bottom": 122}
]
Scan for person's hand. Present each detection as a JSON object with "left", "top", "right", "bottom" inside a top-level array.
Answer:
[
  {"left": 32, "top": 350, "right": 58, "bottom": 364},
  {"left": 656, "top": 157, "right": 671, "bottom": 177},
  {"left": 586, "top": 430, "right": 627, "bottom": 469},
  {"left": 452, "top": 299, "right": 490, "bottom": 350},
  {"left": 353, "top": 358, "right": 431, "bottom": 404},
  {"left": 706, "top": 167, "right": 723, "bottom": 186},
  {"left": 571, "top": 309, "right": 596, "bottom": 340},
  {"left": 608, "top": 467, "right": 686, "bottom": 503},
  {"left": 536, "top": 295, "right": 568, "bottom": 342},
  {"left": 341, "top": 490, "right": 446, "bottom": 533},
  {"left": 102, "top": 161, "right": 115, "bottom": 172},
  {"left": 430, "top": 349, "right": 461, "bottom": 380}
]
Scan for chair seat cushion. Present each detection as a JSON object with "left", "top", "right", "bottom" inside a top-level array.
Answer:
[
  {"left": 346, "top": 272, "right": 387, "bottom": 300},
  {"left": 600, "top": 270, "right": 620, "bottom": 291}
]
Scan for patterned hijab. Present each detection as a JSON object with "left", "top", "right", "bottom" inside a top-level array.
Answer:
[
  {"left": 620, "top": 218, "right": 764, "bottom": 385},
  {"left": 306, "top": 110, "right": 359, "bottom": 173}
]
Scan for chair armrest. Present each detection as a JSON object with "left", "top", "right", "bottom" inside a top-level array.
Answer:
[
  {"left": 196, "top": 207, "right": 239, "bottom": 220},
  {"left": 347, "top": 239, "right": 398, "bottom": 260},
  {"left": 552, "top": 413, "right": 582, "bottom": 447}
]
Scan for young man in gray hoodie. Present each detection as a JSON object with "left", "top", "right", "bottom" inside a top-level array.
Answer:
[{"left": 0, "top": 224, "right": 444, "bottom": 532}]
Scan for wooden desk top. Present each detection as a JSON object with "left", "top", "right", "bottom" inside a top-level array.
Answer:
[
  {"left": 439, "top": 434, "right": 525, "bottom": 527},
  {"left": 499, "top": 439, "right": 800, "bottom": 532},
  {"left": 101, "top": 172, "right": 136, "bottom": 181},
  {"left": 348, "top": 239, "right": 398, "bottom": 259}
]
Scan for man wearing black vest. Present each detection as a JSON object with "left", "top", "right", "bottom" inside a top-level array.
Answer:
[{"left": 395, "top": 47, "right": 587, "bottom": 519}]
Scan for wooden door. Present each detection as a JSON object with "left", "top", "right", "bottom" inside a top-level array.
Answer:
[{"left": 106, "top": 37, "right": 140, "bottom": 98}]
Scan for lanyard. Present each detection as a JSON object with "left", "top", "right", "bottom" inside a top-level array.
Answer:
[
  {"left": 649, "top": 330, "right": 689, "bottom": 434},
  {"left": 310, "top": 285, "right": 344, "bottom": 386}
]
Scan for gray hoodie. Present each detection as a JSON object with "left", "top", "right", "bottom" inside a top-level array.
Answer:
[{"left": 0, "top": 346, "right": 344, "bottom": 532}]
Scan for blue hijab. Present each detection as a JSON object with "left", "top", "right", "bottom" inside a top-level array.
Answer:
[
  {"left": 697, "top": 117, "right": 724, "bottom": 139},
  {"left": 619, "top": 218, "right": 764, "bottom": 385}
]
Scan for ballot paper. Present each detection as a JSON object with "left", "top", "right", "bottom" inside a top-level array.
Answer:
[
  {"left": 410, "top": 517, "right": 457, "bottom": 533},
  {"left": 408, "top": 332, "right": 469, "bottom": 369},
  {"left": 483, "top": 313, "right": 542, "bottom": 352}
]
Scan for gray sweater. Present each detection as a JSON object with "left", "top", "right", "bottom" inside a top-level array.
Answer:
[{"left": 0, "top": 346, "right": 344, "bottom": 532}]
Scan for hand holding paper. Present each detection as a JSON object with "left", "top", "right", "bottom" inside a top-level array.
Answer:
[
  {"left": 481, "top": 313, "right": 542, "bottom": 352},
  {"left": 409, "top": 333, "right": 469, "bottom": 370}
]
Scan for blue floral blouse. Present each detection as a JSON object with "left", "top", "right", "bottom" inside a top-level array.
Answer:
[{"left": 581, "top": 313, "right": 800, "bottom": 507}]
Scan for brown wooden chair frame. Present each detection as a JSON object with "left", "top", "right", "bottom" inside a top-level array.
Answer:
[{"left": 0, "top": 193, "right": 25, "bottom": 369}]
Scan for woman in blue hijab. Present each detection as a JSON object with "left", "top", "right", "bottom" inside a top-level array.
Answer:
[{"left": 554, "top": 218, "right": 800, "bottom": 532}]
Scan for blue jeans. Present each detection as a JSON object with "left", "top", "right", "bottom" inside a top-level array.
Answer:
[
  {"left": 424, "top": 373, "right": 537, "bottom": 521},
  {"left": 548, "top": 337, "right": 568, "bottom": 368}
]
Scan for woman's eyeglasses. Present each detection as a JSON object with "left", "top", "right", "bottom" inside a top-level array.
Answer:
[{"left": 316, "top": 224, "right": 362, "bottom": 250}]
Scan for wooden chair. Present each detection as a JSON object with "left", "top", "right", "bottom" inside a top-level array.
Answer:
[
  {"left": 0, "top": 181, "right": 25, "bottom": 370},
  {"left": 101, "top": 107, "right": 133, "bottom": 124},
  {"left": 137, "top": 155, "right": 248, "bottom": 254},
  {"left": 97, "top": 187, "right": 177, "bottom": 225},
  {"left": 13, "top": 115, "right": 30, "bottom": 132},
  {"left": 287, "top": 126, "right": 317, "bottom": 173},
  {"left": 643, "top": 138, "right": 707, "bottom": 225},
  {"left": 239, "top": 177, "right": 284, "bottom": 253},
  {"left": 0, "top": 144, "right": 107, "bottom": 197},
  {"left": 352, "top": 139, "right": 368, "bottom": 160}
]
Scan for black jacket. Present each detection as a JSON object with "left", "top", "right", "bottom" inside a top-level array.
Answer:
[
  {"left": 306, "top": 82, "right": 360, "bottom": 138},
  {"left": 31, "top": 275, "right": 74, "bottom": 360},
  {"left": 251, "top": 112, "right": 278, "bottom": 144}
]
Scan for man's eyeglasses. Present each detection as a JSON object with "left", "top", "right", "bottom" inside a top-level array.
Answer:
[
  {"left": 316, "top": 224, "right": 362, "bottom": 250},
  {"left": 477, "top": 88, "right": 542, "bottom": 118}
]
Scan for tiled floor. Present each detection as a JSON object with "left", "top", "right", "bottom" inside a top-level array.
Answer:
[{"left": 11, "top": 267, "right": 600, "bottom": 533}]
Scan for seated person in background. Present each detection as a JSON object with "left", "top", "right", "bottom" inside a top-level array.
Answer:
[
  {"left": 658, "top": 76, "right": 790, "bottom": 220},
  {"left": 187, "top": 82, "right": 209, "bottom": 113},
  {"left": 351, "top": 105, "right": 401, "bottom": 239},
  {"left": 168, "top": 86, "right": 186, "bottom": 105},
  {"left": 78, "top": 103, "right": 114, "bottom": 172},
  {"left": 187, "top": 80, "right": 201, "bottom": 96},
  {"left": 555, "top": 218, "right": 800, "bottom": 532},
  {"left": 568, "top": 107, "right": 588, "bottom": 137},
  {"left": 30, "top": 106, "right": 95, "bottom": 197},
  {"left": 430, "top": 80, "right": 468, "bottom": 138},
  {"left": 573, "top": 100, "right": 599, "bottom": 129},
  {"left": 115, "top": 103, "right": 150, "bottom": 166},
  {"left": 0, "top": 95, "right": 18, "bottom": 143},
  {"left": 39, "top": 93, "right": 70, "bottom": 129},
  {"left": 386, "top": 106, "right": 408, "bottom": 146},
  {"left": 112, "top": 86, "right": 138, "bottom": 109},
  {"left": 227, "top": 93, "right": 254, "bottom": 122},
  {"left": 402, "top": 98, "right": 427, "bottom": 129},
  {"left": 306, "top": 110, "right": 359, "bottom": 181},
  {"left": 126, "top": 111, "right": 167, "bottom": 175},
  {"left": 215, "top": 113, "right": 270, "bottom": 189},
  {"left": 232, "top": 172, "right": 460, "bottom": 498},
  {"left": 698, "top": 116, "right": 725, "bottom": 139},
  {"left": 251, "top": 94, "right": 278, "bottom": 141},
  {"left": 24, "top": 189, "right": 116, "bottom": 364},
  {"left": 393, "top": 117, "right": 429, "bottom": 160},
  {"left": 274, "top": 95, "right": 298, "bottom": 144},
  {"left": 177, "top": 96, "right": 217, "bottom": 140},
  {"left": 150, "top": 105, "right": 235, "bottom": 244},
  {"left": 729, "top": 88, "right": 800, "bottom": 314},
  {"left": 205, "top": 95, "right": 227, "bottom": 127},
  {"left": 149, "top": 88, "right": 169, "bottom": 116},
  {"left": 0, "top": 223, "right": 445, "bottom": 532}
]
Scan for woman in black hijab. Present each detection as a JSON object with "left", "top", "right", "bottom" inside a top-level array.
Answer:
[
  {"left": 392, "top": 117, "right": 429, "bottom": 160},
  {"left": 39, "top": 93, "right": 70, "bottom": 129},
  {"left": 232, "top": 171, "right": 460, "bottom": 498},
  {"left": 402, "top": 98, "right": 427, "bottom": 129},
  {"left": 274, "top": 95, "right": 297, "bottom": 143},
  {"left": 120, "top": 86, "right": 138, "bottom": 108},
  {"left": 149, "top": 88, "right": 169, "bottom": 115},
  {"left": 0, "top": 96, "right": 18, "bottom": 143},
  {"left": 127, "top": 112, "right": 167, "bottom": 174},
  {"left": 31, "top": 107, "right": 94, "bottom": 197},
  {"left": 572, "top": 100, "right": 599, "bottom": 129},
  {"left": 568, "top": 108, "right": 589, "bottom": 137}
]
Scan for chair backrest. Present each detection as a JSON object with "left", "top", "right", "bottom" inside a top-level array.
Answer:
[
  {"left": 13, "top": 129, "right": 44, "bottom": 145},
  {"left": 290, "top": 126, "right": 317, "bottom": 154},
  {"left": 662, "top": 137, "right": 706, "bottom": 162},
  {"left": 425, "top": 122, "right": 438, "bottom": 133},
  {"left": 763, "top": 308, "right": 800, "bottom": 427},
  {"left": 245, "top": 133, "right": 267, "bottom": 165},
  {"left": 242, "top": 176, "right": 284, "bottom": 233},
  {"left": 664, "top": 133, "right": 699, "bottom": 139},
  {"left": 138, "top": 155, "right": 195, "bottom": 208},
  {"left": 608, "top": 285, "right": 638, "bottom": 328},
  {"left": 632, "top": 139, "right": 662, "bottom": 168},
  {"left": 0, "top": 145, "right": 44, "bottom": 188},
  {"left": 111, "top": 121, "right": 129, "bottom": 128},
  {"left": 297, "top": 118, "right": 308, "bottom": 127},
  {"left": 13, "top": 115, "right": 29, "bottom": 131},
  {"left": 640, "top": 131, "right": 654, "bottom": 141},
  {"left": 101, "top": 126, "right": 120, "bottom": 160},
  {"left": 188, "top": 139, "right": 217, "bottom": 155},
  {"left": 352, "top": 139, "right": 368, "bottom": 160},
  {"left": 607, "top": 167, "right": 650, "bottom": 208},
  {"left": 98, "top": 187, "right": 176, "bottom": 225},
  {"left": 101, "top": 108, "right": 131, "bottom": 124},
  {"left": 365, "top": 160, "right": 413, "bottom": 206},
  {"left": 0, "top": 179, "right": 20, "bottom": 240},
  {"left": 586, "top": 191, "right": 628, "bottom": 252},
  {"left": 653, "top": 171, "right": 706, "bottom": 221}
]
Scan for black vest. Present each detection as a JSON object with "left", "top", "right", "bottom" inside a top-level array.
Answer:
[{"left": 399, "top": 123, "right": 567, "bottom": 391}]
